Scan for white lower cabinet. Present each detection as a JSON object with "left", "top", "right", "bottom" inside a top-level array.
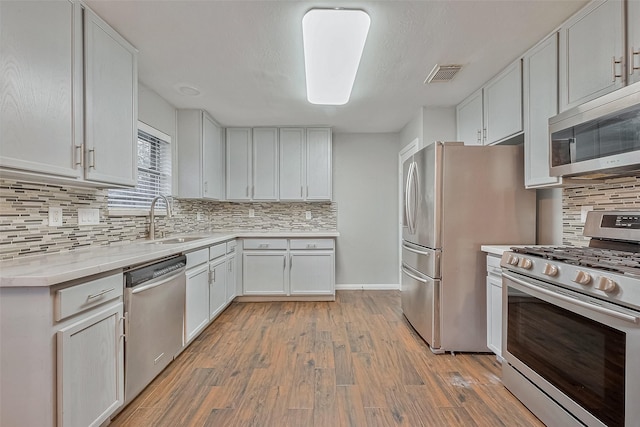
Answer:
[
  {"left": 57, "top": 301, "right": 124, "bottom": 427},
  {"left": 209, "top": 257, "right": 227, "bottom": 320},
  {"left": 185, "top": 261, "right": 210, "bottom": 344},
  {"left": 241, "top": 238, "right": 335, "bottom": 298},
  {"left": 289, "top": 251, "right": 334, "bottom": 295},
  {"left": 486, "top": 254, "right": 503, "bottom": 360},
  {"left": 226, "top": 253, "right": 237, "bottom": 302},
  {"left": 243, "top": 251, "right": 288, "bottom": 295}
]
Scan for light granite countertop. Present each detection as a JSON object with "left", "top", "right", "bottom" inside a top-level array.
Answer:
[
  {"left": 0, "top": 231, "right": 340, "bottom": 288},
  {"left": 481, "top": 244, "right": 548, "bottom": 256}
]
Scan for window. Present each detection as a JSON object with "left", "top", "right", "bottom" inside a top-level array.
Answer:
[{"left": 108, "top": 122, "right": 172, "bottom": 213}]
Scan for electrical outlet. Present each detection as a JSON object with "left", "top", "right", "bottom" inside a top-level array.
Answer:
[
  {"left": 249, "top": 208, "right": 255, "bottom": 218},
  {"left": 305, "top": 211, "right": 312, "bottom": 220},
  {"left": 580, "top": 206, "right": 593, "bottom": 223},
  {"left": 49, "top": 207, "right": 63, "bottom": 226},
  {"left": 78, "top": 208, "right": 100, "bottom": 225},
  {"left": 197, "top": 212, "right": 203, "bottom": 221}
]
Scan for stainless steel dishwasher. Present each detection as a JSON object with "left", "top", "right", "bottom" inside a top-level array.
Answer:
[{"left": 123, "top": 254, "right": 186, "bottom": 404}]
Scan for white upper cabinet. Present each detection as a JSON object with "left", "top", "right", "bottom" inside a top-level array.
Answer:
[
  {"left": 306, "top": 128, "right": 332, "bottom": 200},
  {"left": 252, "top": 128, "right": 279, "bottom": 200},
  {"left": 0, "top": 0, "right": 80, "bottom": 179},
  {"left": 177, "top": 110, "right": 224, "bottom": 200},
  {"left": 226, "top": 126, "right": 332, "bottom": 202},
  {"left": 558, "top": 0, "right": 625, "bottom": 112},
  {"left": 456, "top": 60, "right": 522, "bottom": 146},
  {"left": 226, "top": 128, "right": 252, "bottom": 201},
  {"left": 279, "top": 128, "right": 305, "bottom": 200},
  {"left": 0, "top": 1, "right": 137, "bottom": 188},
  {"left": 523, "top": 33, "right": 562, "bottom": 188},
  {"left": 456, "top": 89, "right": 483, "bottom": 146},
  {"left": 629, "top": 0, "right": 640, "bottom": 85},
  {"left": 483, "top": 60, "right": 523, "bottom": 144},
  {"left": 83, "top": 7, "right": 137, "bottom": 187}
]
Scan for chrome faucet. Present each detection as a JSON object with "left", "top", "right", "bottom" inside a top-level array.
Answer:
[{"left": 148, "top": 195, "right": 172, "bottom": 240}]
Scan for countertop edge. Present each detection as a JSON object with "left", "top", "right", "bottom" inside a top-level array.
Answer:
[{"left": 0, "top": 231, "right": 340, "bottom": 288}]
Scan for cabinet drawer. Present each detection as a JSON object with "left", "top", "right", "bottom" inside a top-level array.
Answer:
[
  {"left": 186, "top": 248, "right": 209, "bottom": 267},
  {"left": 209, "top": 243, "right": 226, "bottom": 260},
  {"left": 55, "top": 272, "right": 123, "bottom": 321},
  {"left": 243, "top": 239, "right": 287, "bottom": 250},
  {"left": 290, "top": 239, "right": 334, "bottom": 250},
  {"left": 226, "top": 240, "right": 237, "bottom": 253}
]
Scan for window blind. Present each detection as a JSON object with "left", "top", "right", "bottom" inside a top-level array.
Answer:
[{"left": 108, "top": 127, "right": 171, "bottom": 210}]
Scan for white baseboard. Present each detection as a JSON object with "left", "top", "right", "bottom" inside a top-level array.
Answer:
[{"left": 335, "top": 283, "right": 400, "bottom": 291}]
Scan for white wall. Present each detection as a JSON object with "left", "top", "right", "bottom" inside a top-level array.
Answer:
[
  {"left": 537, "top": 188, "right": 563, "bottom": 244},
  {"left": 333, "top": 133, "right": 400, "bottom": 287},
  {"left": 422, "top": 107, "right": 456, "bottom": 145}
]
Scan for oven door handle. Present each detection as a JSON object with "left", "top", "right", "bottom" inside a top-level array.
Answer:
[{"left": 503, "top": 272, "right": 640, "bottom": 325}]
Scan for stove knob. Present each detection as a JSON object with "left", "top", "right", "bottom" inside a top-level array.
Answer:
[
  {"left": 596, "top": 277, "right": 618, "bottom": 293},
  {"left": 507, "top": 255, "right": 519, "bottom": 266},
  {"left": 542, "top": 263, "right": 559, "bottom": 277},
  {"left": 518, "top": 258, "right": 533, "bottom": 270},
  {"left": 573, "top": 270, "right": 592, "bottom": 285}
]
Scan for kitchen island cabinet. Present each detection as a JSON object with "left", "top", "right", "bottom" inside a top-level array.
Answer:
[{"left": 0, "top": 1, "right": 137, "bottom": 188}]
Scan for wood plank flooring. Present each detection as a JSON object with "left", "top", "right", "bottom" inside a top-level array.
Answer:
[{"left": 110, "top": 290, "right": 544, "bottom": 427}]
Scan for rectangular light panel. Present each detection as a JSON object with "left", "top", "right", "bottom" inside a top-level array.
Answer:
[{"left": 302, "top": 9, "right": 370, "bottom": 105}]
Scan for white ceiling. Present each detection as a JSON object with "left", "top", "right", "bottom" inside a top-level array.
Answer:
[{"left": 86, "top": 0, "right": 588, "bottom": 133}]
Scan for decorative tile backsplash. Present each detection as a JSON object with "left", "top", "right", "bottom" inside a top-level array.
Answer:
[
  {"left": 563, "top": 176, "right": 640, "bottom": 246},
  {"left": 0, "top": 179, "right": 337, "bottom": 260}
]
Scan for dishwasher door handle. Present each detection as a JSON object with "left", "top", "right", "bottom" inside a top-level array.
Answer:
[{"left": 131, "top": 267, "right": 186, "bottom": 294}]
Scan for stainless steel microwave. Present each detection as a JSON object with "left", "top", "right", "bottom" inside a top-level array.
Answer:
[{"left": 549, "top": 81, "right": 640, "bottom": 178}]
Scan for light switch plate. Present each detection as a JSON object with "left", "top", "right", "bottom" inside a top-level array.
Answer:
[
  {"left": 78, "top": 208, "right": 100, "bottom": 225},
  {"left": 197, "top": 212, "right": 203, "bottom": 221},
  {"left": 49, "top": 207, "right": 63, "bottom": 226},
  {"left": 305, "top": 211, "right": 312, "bottom": 220},
  {"left": 580, "top": 205, "right": 593, "bottom": 223},
  {"left": 249, "top": 208, "right": 255, "bottom": 218}
]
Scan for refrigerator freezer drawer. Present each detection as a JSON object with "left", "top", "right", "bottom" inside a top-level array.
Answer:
[
  {"left": 401, "top": 264, "right": 441, "bottom": 352},
  {"left": 402, "top": 241, "right": 441, "bottom": 279}
]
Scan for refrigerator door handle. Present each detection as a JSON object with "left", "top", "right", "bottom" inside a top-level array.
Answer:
[
  {"left": 401, "top": 266, "right": 428, "bottom": 283},
  {"left": 409, "top": 161, "right": 419, "bottom": 233},
  {"left": 405, "top": 162, "right": 415, "bottom": 233}
]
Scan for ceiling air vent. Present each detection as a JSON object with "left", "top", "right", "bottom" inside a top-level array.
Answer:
[{"left": 424, "top": 64, "right": 462, "bottom": 84}]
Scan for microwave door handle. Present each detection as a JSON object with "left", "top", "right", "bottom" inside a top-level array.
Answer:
[
  {"left": 569, "top": 137, "right": 576, "bottom": 163},
  {"left": 503, "top": 272, "right": 640, "bottom": 324}
]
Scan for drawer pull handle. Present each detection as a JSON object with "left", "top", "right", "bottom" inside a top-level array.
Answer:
[
  {"left": 87, "top": 288, "right": 115, "bottom": 300},
  {"left": 307, "top": 244, "right": 316, "bottom": 248},
  {"left": 259, "top": 244, "right": 269, "bottom": 248}
]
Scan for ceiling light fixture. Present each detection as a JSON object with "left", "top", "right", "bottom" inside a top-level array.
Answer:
[{"left": 302, "top": 8, "right": 370, "bottom": 105}]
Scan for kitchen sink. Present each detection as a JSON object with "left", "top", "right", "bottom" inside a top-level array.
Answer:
[{"left": 148, "top": 236, "right": 206, "bottom": 245}]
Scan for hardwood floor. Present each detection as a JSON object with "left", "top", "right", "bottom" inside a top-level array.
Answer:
[{"left": 110, "top": 291, "right": 544, "bottom": 427}]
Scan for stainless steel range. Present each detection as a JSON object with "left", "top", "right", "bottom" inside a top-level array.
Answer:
[{"left": 500, "top": 210, "right": 640, "bottom": 427}]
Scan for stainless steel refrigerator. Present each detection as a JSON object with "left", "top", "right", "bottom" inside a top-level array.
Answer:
[{"left": 401, "top": 142, "right": 536, "bottom": 353}]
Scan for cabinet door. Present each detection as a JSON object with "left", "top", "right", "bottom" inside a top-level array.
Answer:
[
  {"left": 252, "top": 128, "right": 279, "bottom": 200},
  {"left": 242, "top": 252, "right": 287, "bottom": 295},
  {"left": 289, "top": 251, "right": 335, "bottom": 295},
  {"left": 0, "top": 0, "right": 82, "bottom": 179},
  {"left": 226, "top": 128, "right": 252, "bottom": 200},
  {"left": 306, "top": 128, "right": 332, "bottom": 200},
  {"left": 57, "top": 302, "right": 124, "bottom": 427},
  {"left": 203, "top": 113, "right": 224, "bottom": 200},
  {"left": 559, "top": 0, "right": 624, "bottom": 112},
  {"left": 483, "top": 60, "right": 523, "bottom": 144},
  {"left": 279, "top": 128, "right": 305, "bottom": 201},
  {"left": 209, "top": 259, "right": 227, "bottom": 320},
  {"left": 84, "top": 7, "right": 138, "bottom": 186},
  {"left": 226, "top": 254, "right": 237, "bottom": 302},
  {"left": 486, "top": 275, "right": 502, "bottom": 358},
  {"left": 629, "top": 0, "right": 640, "bottom": 85},
  {"left": 524, "top": 33, "right": 562, "bottom": 188},
  {"left": 185, "top": 265, "right": 209, "bottom": 343},
  {"left": 456, "top": 89, "right": 483, "bottom": 145}
]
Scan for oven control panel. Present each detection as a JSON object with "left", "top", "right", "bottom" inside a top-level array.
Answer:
[{"left": 601, "top": 214, "right": 640, "bottom": 229}]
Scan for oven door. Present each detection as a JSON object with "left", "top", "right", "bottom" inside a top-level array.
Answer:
[{"left": 502, "top": 271, "right": 640, "bottom": 427}]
